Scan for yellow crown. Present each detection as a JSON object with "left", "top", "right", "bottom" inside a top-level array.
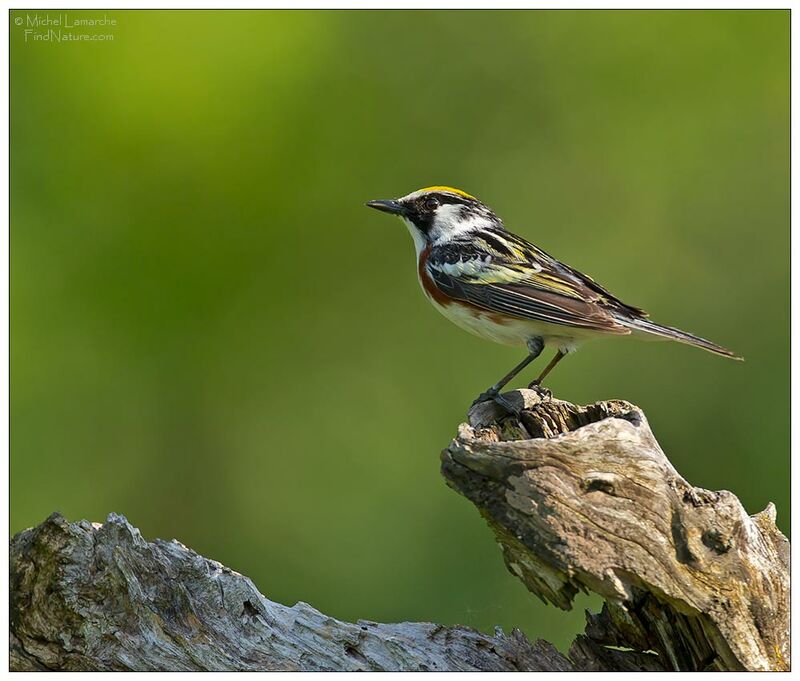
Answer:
[{"left": 417, "top": 186, "right": 476, "bottom": 200}]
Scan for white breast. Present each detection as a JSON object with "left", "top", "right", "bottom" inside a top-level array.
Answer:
[
  {"left": 427, "top": 296, "right": 536, "bottom": 346},
  {"left": 420, "top": 273, "right": 586, "bottom": 354}
]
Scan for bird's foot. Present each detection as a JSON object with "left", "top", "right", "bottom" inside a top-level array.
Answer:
[
  {"left": 471, "top": 389, "right": 521, "bottom": 417},
  {"left": 471, "top": 388, "right": 498, "bottom": 407},
  {"left": 527, "top": 381, "right": 552, "bottom": 400}
]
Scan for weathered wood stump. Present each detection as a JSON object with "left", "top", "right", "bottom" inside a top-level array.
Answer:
[
  {"left": 443, "top": 390, "right": 789, "bottom": 671},
  {"left": 10, "top": 390, "right": 789, "bottom": 671}
]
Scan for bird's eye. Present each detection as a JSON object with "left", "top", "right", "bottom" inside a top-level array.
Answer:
[{"left": 424, "top": 197, "right": 439, "bottom": 211}]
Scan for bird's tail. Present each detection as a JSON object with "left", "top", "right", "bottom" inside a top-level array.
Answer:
[{"left": 620, "top": 317, "right": 743, "bottom": 360}]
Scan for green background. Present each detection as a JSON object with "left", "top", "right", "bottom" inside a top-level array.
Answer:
[{"left": 11, "top": 10, "right": 789, "bottom": 652}]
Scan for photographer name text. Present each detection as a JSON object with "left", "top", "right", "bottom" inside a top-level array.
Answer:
[{"left": 14, "top": 13, "right": 117, "bottom": 43}]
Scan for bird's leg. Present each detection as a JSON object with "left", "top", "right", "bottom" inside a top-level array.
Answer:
[
  {"left": 472, "top": 337, "right": 544, "bottom": 412},
  {"left": 527, "top": 350, "right": 566, "bottom": 398}
]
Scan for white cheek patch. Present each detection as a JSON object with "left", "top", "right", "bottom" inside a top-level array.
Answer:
[{"left": 430, "top": 204, "right": 494, "bottom": 243}]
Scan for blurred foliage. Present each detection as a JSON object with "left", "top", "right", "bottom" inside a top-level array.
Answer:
[{"left": 11, "top": 10, "right": 788, "bottom": 651}]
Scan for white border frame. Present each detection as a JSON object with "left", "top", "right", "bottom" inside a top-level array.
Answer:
[{"left": 3, "top": 3, "right": 793, "bottom": 677}]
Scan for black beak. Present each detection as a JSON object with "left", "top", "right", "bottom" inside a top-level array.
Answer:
[{"left": 366, "top": 199, "right": 406, "bottom": 216}]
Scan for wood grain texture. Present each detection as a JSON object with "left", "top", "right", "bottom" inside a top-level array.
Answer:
[
  {"left": 9, "top": 513, "right": 572, "bottom": 671},
  {"left": 10, "top": 390, "right": 788, "bottom": 671},
  {"left": 443, "top": 389, "right": 789, "bottom": 671}
]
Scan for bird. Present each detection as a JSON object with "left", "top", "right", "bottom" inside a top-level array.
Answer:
[{"left": 366, "top": 186, "right": 741, "bottom": 412}]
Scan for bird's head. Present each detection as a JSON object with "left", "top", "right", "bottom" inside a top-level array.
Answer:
[{"left": 366, "top": 186, "right": 502, "bottom": 252}]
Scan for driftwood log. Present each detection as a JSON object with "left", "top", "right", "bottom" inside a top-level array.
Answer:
[{"left": 10, "top": 390, "right": 789, "bottom": 671}]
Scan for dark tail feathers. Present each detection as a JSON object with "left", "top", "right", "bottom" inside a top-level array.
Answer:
[{"left": 621, "top": 318, "right": 742, "bottom": 360}]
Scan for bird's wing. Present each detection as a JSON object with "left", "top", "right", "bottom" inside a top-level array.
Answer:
[{"left": 426, "top": 231, "right": 643, "bottom": 334}]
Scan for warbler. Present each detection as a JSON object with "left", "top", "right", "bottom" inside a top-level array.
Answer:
[{"left": 366, "top": 186, "right": 741, "bottom": 411}]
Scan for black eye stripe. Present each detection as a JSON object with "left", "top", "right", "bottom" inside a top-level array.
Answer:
[
  {"left": 425, "top": 192, "right": 472, "bottom": 206},
  {"left": 402, "top": 191, "right": 503, "bottom": 235},
  {"left": 414, "top": 193, "right": 479, "bottom": 216}
]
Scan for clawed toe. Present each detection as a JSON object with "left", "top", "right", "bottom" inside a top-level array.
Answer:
[
  {"left": 527, "top": 382, "right": 552, "bottom": 400},
  {"left": 471, "top": 389, "right": 498, "bottom": 407},
  {"left": 492, "top": 393, "right": 521, "bottom": 416},
  {"left": 471, "top": 389, "right": 521, "bottom": 416}
]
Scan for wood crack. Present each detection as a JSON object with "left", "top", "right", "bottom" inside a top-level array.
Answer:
[{"left": 9, "top": 389, "right": 788, "bottom": 671}]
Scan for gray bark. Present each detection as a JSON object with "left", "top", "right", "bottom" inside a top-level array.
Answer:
[
  {"left": 10, "top": 513, "right": 571, "bottom": 671},
  {"left": 445, "top": 390, "right": 789, "bottom": 671},
  {"left": 10, "top": 390, "right": 789, "bottom": 671}
]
